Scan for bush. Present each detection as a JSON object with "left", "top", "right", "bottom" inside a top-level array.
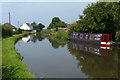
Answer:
[
  {"left": 41, "top": 29, "right": 50, "bottom": 34},
  {"left": 115, "top": 31, "right": 120, "bottom": 42},
  {"left": 22, "top": 31, "right": 29, "bottom": 36},
  {"left": 1, "top": 25, "right": 13, "bottom": 38},
  {"left": 54, "top": 30, "right": 68, "bottom": 39},
  {"left": 17, "top": 28, "right": 24, "bottom": 34}
]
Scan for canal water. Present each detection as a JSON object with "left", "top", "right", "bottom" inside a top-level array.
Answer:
[{"left": 15, "top": 34, "right": 119, "bottom": 78}]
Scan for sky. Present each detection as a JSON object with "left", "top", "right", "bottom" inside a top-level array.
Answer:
[{"left": 1, "top": 2, "right": 94, "bottom": 28}]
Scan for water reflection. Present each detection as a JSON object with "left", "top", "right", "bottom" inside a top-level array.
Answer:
[
  {"left": 68, "top": 41, "right": 112, "bottom": 56},
  {"left": 22, "top": 33, "right": 45, "bottom": 43},
  {"left": 67, "top": 41, "right": 118, "bottom": 78},
  {"left": 48, "top": 38, "right": 67, "bottom": 49},
  {"left": 16, "top": 34, "right": 119, "bottom": 78}
]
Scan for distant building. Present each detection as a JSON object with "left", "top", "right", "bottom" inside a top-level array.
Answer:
[
  {"left": 20, "top": 23, "right": 33, "bottom": 30},
  {"left": 58, "top": 27, "right": 68, "bottom": 30},
  {"left": 50, "top": 27, "right": 68, "bottom": 31},
  {"left": 50, "top": 28, "right": 56, "bottom": 31},
  {"left": 3, "top": 23, "right": 17, "bottom": 31}
]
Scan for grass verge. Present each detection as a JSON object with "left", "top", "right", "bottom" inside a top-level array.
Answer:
[{"left": 2, "top": 34, "right": 34, "bottom": 78}]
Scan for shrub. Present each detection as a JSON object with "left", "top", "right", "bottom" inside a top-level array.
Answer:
[
  {"left": 22, "top": 31, "right": 29, "bottom": 36},
  {"left": 54, "top": 30, "right": 68, "bottom": 39},
  {"left": 115, "top": 31, "right": 120, "bottom": 42},
  {"left": 1, "top": 25, "right": 13, "bottom": 38},
  {"left": 41, "top": 29, "right": 50, "bottom": 34}
]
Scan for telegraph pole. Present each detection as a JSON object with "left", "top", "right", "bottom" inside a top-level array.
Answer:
[
  {"left": 18, "top": 21, "right": 19, "bottom": 28},
  {"left": 8, "top": 12, "right": 11, "bottom": 24}
]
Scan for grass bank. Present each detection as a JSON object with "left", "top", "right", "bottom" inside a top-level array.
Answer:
[
  {"left": 53, "top": 30, "right": 68, "bottom": 40},
  {"left": 41, "top": 29, "right": 68, "bottom": 40},
  {"left": 2, "top": 33, "right": 34, "bottom": 78}
]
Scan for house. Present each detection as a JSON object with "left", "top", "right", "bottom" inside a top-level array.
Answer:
[
  {"left": 20, "top": 23, "right": 33, "bottom": 31},
  {"left": 3, "top": 23, "right": 17, "bottom": 31}
]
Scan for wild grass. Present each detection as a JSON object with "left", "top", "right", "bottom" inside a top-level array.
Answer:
[
  {"left": 40, "top": 29, "right": 50, "bottom": 34},
  {"left": 53, "top": 30, "right": 68, "bottom": 40},
  {"left": 2, "top": 34, "right": 34, "bottom": 78}
]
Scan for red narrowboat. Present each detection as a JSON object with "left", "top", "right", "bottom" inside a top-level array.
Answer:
[{"left": 70, "top": 32, "right": 112, "bottom": 47}]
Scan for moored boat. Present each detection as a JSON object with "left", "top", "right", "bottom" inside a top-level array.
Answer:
[{"left": 69, "top": 32, "right": 112, "bottom": 47}]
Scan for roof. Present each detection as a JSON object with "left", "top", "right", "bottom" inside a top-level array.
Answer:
[
  {"left": 20, "top": 23, "right": 33, "bottom": 30},
  {"left": 26, "top": 23, "right": 33, "bottom": 29},
  {"left": 3, "top": 23, "right": 17, "bottom": 29}
]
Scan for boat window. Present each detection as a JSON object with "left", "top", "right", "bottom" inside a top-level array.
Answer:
[
  {"left": 80, "top": 34, "right": 83, "bottom": 38},
  {"left": 85, "top": 34, "right": 88, "bottom": 39},
  {"left": 90, "top": 35, "right": 94, "bottom": 40}
]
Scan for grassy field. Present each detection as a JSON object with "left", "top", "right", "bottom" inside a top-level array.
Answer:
[{"left": 2, "top": 34, "right": 34, "bottom": 78}]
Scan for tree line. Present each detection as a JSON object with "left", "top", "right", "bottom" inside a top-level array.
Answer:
[{"left": 68, "top": 2, "right": 120, "bottom": 41}]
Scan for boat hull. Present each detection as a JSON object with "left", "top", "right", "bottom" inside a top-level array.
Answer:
[{"left": 69, "top": 37, "right": 101, "bottom": 45}]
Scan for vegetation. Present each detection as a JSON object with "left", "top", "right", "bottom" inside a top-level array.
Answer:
[
  {"left": 40, "top": 29, "right": 51, "bottom": 34},
  {"left": 0, "top": 25, "right": 13, "bottom": 38},
  {"left": 2, "top": 34, "right": 34, "bottom": 78},
  {"left": 115, "top": 30, "right": 120, "bottom": 42},
  {"left": 48, "top": 37, "right": 67, "bottom": 49},
  {"left": 54, "top": 30, "right": 68, "bottom": 40},
  {"left": 68, "top": 2, "right": 120, "bottom": 41},
  {"left": 47, "top": 30, "right": 68, "bottom": 40},
  {"left": 31, "top": 22, "right": 45, "bottom": 32},
  {"left": 47, "top": 17, "right": 67, "bottom": 30}
]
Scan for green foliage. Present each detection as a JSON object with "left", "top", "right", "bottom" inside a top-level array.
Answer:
[
  {"left": 48, "top": 17, "right": 67, "bottom": 29},
  {"left": 17, "top": 28, "right": 24, "bottom": 33},
  {"left": 68, "top": 22, "right": 82, "bottom": 35},
  {"left": 1, "top": 25, "right": 13, "bottom": 38},
  {"left": 22, "top": 31, "right": 29, "bottom": 36},
  {"left": 36, "top": 23, "right": 45, "bottom": 32},
  {"left": 31, "top": 22, "right": 37, "bottom": 29},
  {"left": 2, "top": 34, "right": 34, "bottom": 78},
  {"left": 115, "top": 30, "right": 120, "bottom": 42},
  {"left": 31, "top": 22, "right": 45, "bottom": 32},
  {"left": 68, "top": 2, "right": 120, "bottom": 41},
  {"left": 54, "top": 30, "right": 68, "bottom": 39},
  {"left": 40, "top": 29, "right": 50, "bottom": 34},
  {"left": 52, "top": 17, "right": 61, "bottom": 24},
  {"left": 48, "top": 37, "right": 67, "bottom": 49}
]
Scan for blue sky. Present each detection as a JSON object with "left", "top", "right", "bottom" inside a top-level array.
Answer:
[{"left": 2, "top": 2, "right": 94, "bottom": 28}]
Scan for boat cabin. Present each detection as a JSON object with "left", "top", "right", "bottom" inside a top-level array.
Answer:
[{"left": 71, "top": 32, "right": 112, "bottom": 42}]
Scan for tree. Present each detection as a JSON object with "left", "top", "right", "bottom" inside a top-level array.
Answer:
[
  {"left": 31, "top": 22, "right": 45, "bottom": 32},
  {"left": 80, "top": 2, "right": 119, "bottom": 34},
  {"left": 31, "top": 22, "right": 37, "bottom": 29},
  {"left": 69, "top": 2, "right": 120, "bottom": 41},
  {"left": 1, "top": 25, "right": 13, "bottom": 38},
  {"left": 48, "top": 17, "right": 67, "bottom": 30},
  {"left": 37, "top": 23, "right": 45, "bottom": 30}
]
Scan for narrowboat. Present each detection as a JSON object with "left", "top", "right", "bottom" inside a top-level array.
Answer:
[{"left": 69, "top": 32, "right": 112, "bottom": 47}]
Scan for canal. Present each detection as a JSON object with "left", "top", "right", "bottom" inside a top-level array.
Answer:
[{"left": 15, "top": 34, "right": 119, "bottom": 78}]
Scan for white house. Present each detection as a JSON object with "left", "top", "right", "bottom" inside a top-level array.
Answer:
[{"left": 20, "top": 23, "right": 33, "bottom": 30}]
